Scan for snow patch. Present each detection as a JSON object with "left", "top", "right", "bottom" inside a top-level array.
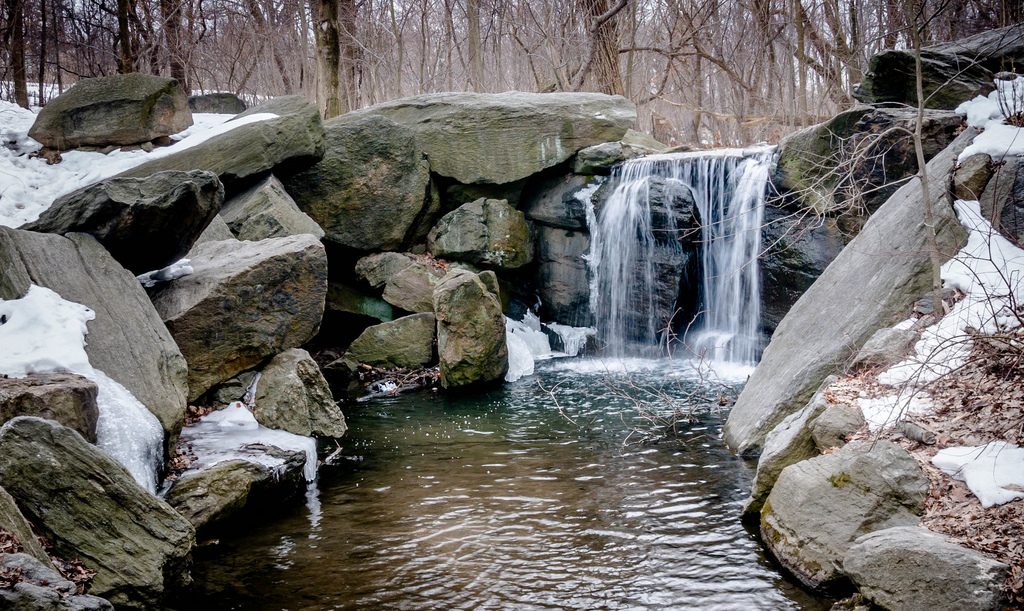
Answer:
[
  {"left": 0, "top": 107, "right": 276, "bottom": 227},
  {"left": 932, "top": 441, "right": 1024, "bottom": 508},
  {"left": 0, "top": 285, "right": 163, "bottom": 492},
  {"left": 180, "top": 401, "right": 318, "bottom": 482},
  {"left": 137, "top": 258, "right": 194, "bottom": 287},
  {"left": 956, "top": 75, "right": 1024, "bottom": 160},
  {"left": 857, "top": 393, "right": 934, "bottom": 431}
]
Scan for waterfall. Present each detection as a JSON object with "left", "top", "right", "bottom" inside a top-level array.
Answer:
[{"left": 585, "top": 147, "right": 773, "bottom": 364}]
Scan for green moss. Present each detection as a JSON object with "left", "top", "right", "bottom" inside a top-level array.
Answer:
[{"left": 829, "top": 472, "right": 851, "bottom": 488}]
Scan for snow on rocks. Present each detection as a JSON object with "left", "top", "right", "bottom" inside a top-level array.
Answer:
[
  {"left": 137, "top": 258, "right": 194, "bottom": 288},
  {"left": 0, "top": 104, "right": 274, "bottom": 228},
  {"left": 178, "top": 401, "right": 318, "bottom": 482},
  {"left": 0, "top": 284, "right": 164, "bottom": 492},
  {"left": 956, "top": 75, "right": 1024, "bottom": 160},
  {"left": 932, "top": 441, "right": 1024, "bottom": 508}
]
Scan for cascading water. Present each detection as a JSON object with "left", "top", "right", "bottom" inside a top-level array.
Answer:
[{"left": 585, "top": 147, "right": 773, "bottom": 364}]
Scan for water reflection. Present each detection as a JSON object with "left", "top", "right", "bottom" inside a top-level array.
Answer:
[{"left": 188, "top": 359, "right": 826, "bottom": 610}]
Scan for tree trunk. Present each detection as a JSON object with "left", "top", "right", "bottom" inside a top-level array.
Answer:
[
  {"left": 467, "top": 0, "right": 483, "bottom": 91},
  {"left": 38, "top": 0, "right": 47, "bottom": 104},
  {"left": 160, "top": 0, "right": 188, "bottom": 90},
  {"left": 6, "top": 0, "right": 29, "bottom": 107},
  {"left": 577, "top": 0, "right": 625, "bottom": 96},
  {"left": 116, "top": 0, "right": 135, "bottom": 72},
  {"left": 313, "top": 0, "right": 341, "bottom": 118},
  {"left": 339, "top": 0, "right": 358, "bottom": 111}
]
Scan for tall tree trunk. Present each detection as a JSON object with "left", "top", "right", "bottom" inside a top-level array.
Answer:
[
  {"left": 313, "top": 0, "right": 341, "bottom": 118},
  {"left": 339, "top": 0, "right": 358, "bottom": 110},
  {"left": 6, "top": 0, "right": 29, "bottom": 107},
  {"left": 577, "top": 0, "right": 625, "bottom": 95},
  {"left": 160, "top": 0, "right": 188, "bottom": 90},
  {"left": 116, "top": 0, "right": 135, "bottom": 72},
  {"left": 467, "top": 0, "right": 483, "bottom": 91},
  {"left": 38, "top": 0, "right": 47, "bottom": 104},
  {"left": 794, "top": 0, "right": 808, "bottom": 125}
]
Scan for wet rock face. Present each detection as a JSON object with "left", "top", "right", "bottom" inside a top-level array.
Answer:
[
  {"left": 0, "top": 417, "right": 195, "bottom": 610},
  {"left": 428, "top": 198, "right": 534, "bottom": 270},
  {"left": 253, "top": 348, "right": 347, "bottom": 438},
  {"left": 148, "top": 234, "right": 328, "bottom": 401},
  {"left": 432, "top": 270, "right": 507, "bottom": 388},
  {"left": 844, "top": 526, "right": 1009, "bottom": 611},
  {"left": 29, "top": 73, "right": 192, "bottom": 150},
  {"left": 24, "top": 170, "right": 224, "bottom": 274},
  {"left": 0, "top": 373, "right": 99, "bottom": 442},
  {"left": 760, "top": 441, "right": 928, "bottom": 590},
  {"left": 535, "top": 226, "right": 591, "bottom": 327}
]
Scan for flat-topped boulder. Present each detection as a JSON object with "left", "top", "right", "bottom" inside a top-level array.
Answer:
[
  {"left": 284, "top": 114, "right": 432, "bottom": 251},
  {"left": 117, "top": 96, "right": 325, "bottom": 194},
  {"left": 220, "top": 174, "right": 323, "bottom": 241},
  {"left": 0, "top": 417, "right": 195, "bottom": 609},
  {"left": 29, "top": 74, "right": 192, "bottom": 150},
  {"left": 0, "top": 227, "right": 188, "bottom": 442},
  {"left": 188, "top": 92, "right": 246, "bottom": 114},
  {"left": 24, "top": 170, "right": 223, "bottom": 274},
  {"left": 347, "top": 313, "right": 437, "bottom": 369},
  {"left": 148, "top": 235, "right": 327, "bottom": 401},
  {"left": 345, "top": 92, "right": 635, "bottom": 184}
]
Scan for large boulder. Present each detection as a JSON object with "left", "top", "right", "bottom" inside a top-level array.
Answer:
[
  {"left": 28, "top": 74, "right": 192, "bottom": 150},
  {"left": 346, "top": 313, "right": 436, "bottom": 369},
  {"left": 759, "top": 205, "right": 846, "bottom": 335},
  {"left": 220, "top": 174, "right": 323, "bottom": 241},
  {"left": 353, "top": 252, "right": 419, "bottom": 289},
  {"left": 723, "top": 128, "right": 976, "bottom": 455},
  {"left": 978, "top": 156, "right": 1024, "bottom": 245},
  {"left": 24, "top": 170, "right": 224, "bottom": 274},
  {"left": 850, "top": 326, "right": 919, "bottom": 370},
  {"left": 843, "top": 526, "right": 1009, "bottom": 611},
  {"left": 744, "top": 377, "right": 835, "bottom": 515},
  {"left": 344, "top": 92, "right": 636, "bottom": 184},
  {"left": 0, "top": 228, "right": 188, "bottom": 441},
  {"left": 253, "top": 349, "right": 346, "bottom": 438},
  {"left": 0, "top": 373, "right": 98, "bottom": 441},
  {"left": 364, "top": 254, "right": 448, "bottom": 314},
  {"left": 284, "top": 114, "right": 432, "bottom": 251},
  {"left": 535, "top": 226, "right": 591, "bottom": 326},
  {"left": 117, "top": 96, "right": 325, "bottom": 194},
  {"left": 760, "top": 440, "right": 928, "bottom": 590},
  {"left": 772, "top": 106, "right": 962, "bottom": 218},
  {"left": 148, "top": 235, "right": 327, "bottom": 401},
  {"left": 0, "top": 485, "right": 50, "bottom": 565},
  {"left": 164, "top": 453, "right": 306, "bottom": 537},
  {"left": 808, "top": 403, "right": 865, "bottom": 451},
  {"left": 188, "top": 93, "right": 246, "bottom": 115},
  {"left": 0, "top": 417, "right": 195, "bottom": 609},
  {"left": 0, "top": 553, "right": 113, "bottom": 610},
  {"left": 432, "top": 270, "right": 507, "bottom": 388},
  {"left": 855, "top": 24, "right": 1024, "bottom": 109},
  {"left": 428, "top": 198, "right": 533, "bottom": 270}
]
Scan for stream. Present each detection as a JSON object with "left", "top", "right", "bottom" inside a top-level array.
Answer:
[{"left": 189, "top": 359, "right": 828, "bottom": 610}]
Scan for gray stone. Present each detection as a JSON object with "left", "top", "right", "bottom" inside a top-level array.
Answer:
[
  {"left": 206, "top": 371, "right": 258, "bottom": 406},
  {"left": 165, "top": 452, "right": 306, "bottom": 537},
  {"left": 344, "top": 92, "right": 635, "bottom": 184},
  {"left": 0, "top": 417, "right": 195, "bottom": 609},
  {"left": 522, "top": 172, "right": 601, "bottom": 230},
  {"left": 148, "top": 235, "right": 327, "bottom": 401},
  {"left": 844, "top": 526, "right": 1009, "bottom": 611},
  {"left": 535, "top": 226, "right": 591, "bottom": 326},
  {"left": 724, "top": 129, "right": 976, "bottom": 455},
  {"left": 760, "top": 205, "right": 846, "bottom": 335},
  {"left": 0, "top": 486, "right": 50, "bottom": 565},
  {"left": 117, "top": 96, "right": 325, "bottom": 195},
  {"left": 29, "top": 74, "right": 192, "bottom": 150},
  {"left": 760, "top": 440, "right": 928, "bottom": 590},
  {"left": 0, "top": 228, "right": 189, "bottom": 443},
  {"left": 284, "top": 114, "right": 430, "bottom": 251},
  {"left": 220, "top": 174, "right": 323, "bottom": 240},
  {"left": 810, "top": 404, "right": 866, "bottom": 451},
  {"left": 0, "top": 553, "right": 113, "bottom": 610},
  {"left": 744, "top": 377, "right": 836, "bottom": 515},
  {"left": 347, "top": 313, "right": 437, "bottom": 369},
  {"left": 855, "top": 24, "right": 1024, "bottom": 109},
  {"left": 0, "top": 373, "right": 98, "bottom": 442},
  {"left": 190, "top": 215, "right": 234, "bottom": 248},
  {"left": 354, "top": 252, "right": 418, "bottom": 290},
  {"left": 978, "top": 156, "right": 1024, "bottom": 245},
  {"left": 24, "top": 170, "right": 224, "bottom": 274},
  {"left": 433, "top": 270, "right": 507, "bottom": 388},
  {"left": 428, "top": 198, "right": 533, "bottom": 270},
  {"left": 954, "top": 153, "right": 994, "bottom": 201},
  {"left": 253, "top": 349, "right": 346, "bottom": 438},
  {"left": 188, "top": 93, "right": 246, "bottom": 114},
  {"left": 573, "top": 142, "right": 628, "bottom": 175},
  {"left": 851, "top": 326, "right": 919, "bottom": 370},
  {"left": 326, "top": 280, "right": 395, "bottom": 322},
  {"left": 382, "top": 259, "right": 447, "bottom": 313}
]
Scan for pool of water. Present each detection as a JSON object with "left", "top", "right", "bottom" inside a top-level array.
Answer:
[{"left": 187, "top": 359, "right": 827, "bottom": 610}]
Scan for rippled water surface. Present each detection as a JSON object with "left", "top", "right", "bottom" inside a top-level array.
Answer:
[{"left": 190, "top": 359, "right": 827, "bottom": 610}]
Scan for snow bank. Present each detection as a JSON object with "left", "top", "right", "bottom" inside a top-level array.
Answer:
[
  {"left": 956, "top": 75, "right": 1024, "bottom": 160},
  {"left": 857, "top": 393, "right": 933, "bottom": 431},
  {"left": 179, "top": 402, "right": 318, "bottom": 482},
  {"left": 0, "top": 106, "right": 275, "bottom": 227},
  {"left": 932, "top": 441, "right": 1024, "bottom": 508},
  {"left": 0, "top": 285, "right": 163, "bottom": 492},
  {"left": 880, "top": 199, "right": 1024, "bottom": 386}
]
